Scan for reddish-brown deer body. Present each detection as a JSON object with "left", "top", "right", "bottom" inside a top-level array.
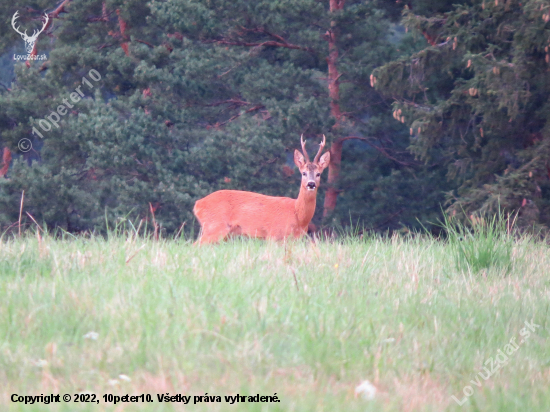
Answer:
[{"left": 194, "top": 136, "right": 330, "bottom": 244}]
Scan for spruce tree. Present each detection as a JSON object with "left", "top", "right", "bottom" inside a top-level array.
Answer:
[{"left": 374, "top": 0, "right": 550, "bottom": 229}]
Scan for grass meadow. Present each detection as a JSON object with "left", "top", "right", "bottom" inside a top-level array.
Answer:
[{"left": 0, "top": 229, "right": 548, "bottom": 411}]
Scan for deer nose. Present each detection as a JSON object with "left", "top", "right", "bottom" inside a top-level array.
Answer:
[{"left": 307, "top": 181, "right": 316, "bottom": 190}]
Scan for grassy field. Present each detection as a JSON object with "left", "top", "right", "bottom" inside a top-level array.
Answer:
[{"left": 0, "top": 231, "right": 548, "bottom": 411}]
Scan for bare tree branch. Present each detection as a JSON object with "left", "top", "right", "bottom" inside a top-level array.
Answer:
[
  {"left": 135, "top": 39, "right": 154, "bottom": 48},
  {"left": 47, "top": 0, "right": 71, "bottom": 25}
]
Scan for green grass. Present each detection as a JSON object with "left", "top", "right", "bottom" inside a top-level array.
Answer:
[
  {"left": 0, "top": 232, "right": 548, "bottom": 411},
  {"left": 439, "top": 212, "right": 517, "bottom": 274}
]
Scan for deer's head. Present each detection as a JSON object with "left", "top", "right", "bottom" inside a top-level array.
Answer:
[
  {"left": 294, "top": 135, "right": 331, "bottom": 192},
  {"left": 12, "top": 11, "right": 49, "bottom": 54}
]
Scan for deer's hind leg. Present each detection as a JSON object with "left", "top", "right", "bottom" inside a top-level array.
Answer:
[{"left": 195, "top": 221, "right": 231, "bottom": 245}]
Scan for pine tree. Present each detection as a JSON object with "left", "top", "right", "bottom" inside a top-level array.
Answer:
[{"left": 0, "top": 0, "right": 445, "bottom": 235}]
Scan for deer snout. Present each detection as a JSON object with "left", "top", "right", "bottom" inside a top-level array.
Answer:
[{"left": 306, "top": 181, "right": 317, "bottom": 190}]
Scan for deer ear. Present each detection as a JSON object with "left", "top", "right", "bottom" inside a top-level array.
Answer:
[
  {"left": 318, "top": 151, "right": 330, "bottom": 171},
  {"left": 294, "top": 149, "right": 306, "bottom": 169}
]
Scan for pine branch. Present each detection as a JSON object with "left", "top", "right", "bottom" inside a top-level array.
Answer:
[
  {"left": 135, "top": 39, "right": 154, "bottom": 48},
  {"left": 97, "top": 43, "right": 114, "bottom": 51},
  {"left": 205, "top": 99, "right": 250, "bottom": 107},
  {"left": 214, "top": 105, "right": 265, "bottom": 127},
  {"left": 207, "top": 39, "right": 312, "bottom": 53},
  {"left": 238, "top": 27, "right": 289, "bottom": 44},
  {"left": 87, "top": 1, "right": 114, "bottom": 22},
  {"left": 52, "top": 0, "right": 70, "bottom": 17},
  {"left": 336, "top": 136, "right": 413, "bottom": 166},
  {"left": 217, "top": 26, "right": 315, "bottom": 53}
]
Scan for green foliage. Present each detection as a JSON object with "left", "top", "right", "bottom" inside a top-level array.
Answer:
[
  {"left": 0, "top": 0, "right": 446, "bottom": 235},
  {"left": 334, "top": 138, "right": 447, "bottom": 232},
  {"left": 374, "top": 0, "right": 550, "bottom": 229},
  {"left": 439, "top": 210, "right": 516, "bottom": 274},
  {"left": 7, "top": 0, "right": 550, "bottom": 234}
]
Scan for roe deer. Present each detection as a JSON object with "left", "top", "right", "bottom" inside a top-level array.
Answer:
[{"left": 193, "top": 135, "right": 330, "bottom": 244}]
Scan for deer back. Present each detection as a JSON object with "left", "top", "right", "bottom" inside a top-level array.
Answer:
[{"left": 194, "top": 190, "right": 301, "bottom": 241}]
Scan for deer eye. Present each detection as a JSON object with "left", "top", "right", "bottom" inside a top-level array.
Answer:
[
  {"left": 302, "top": 172, "right": 306, "bottom": 176},
  {"left": 316, "top": 173, "right": 320, "bottom": 177}
]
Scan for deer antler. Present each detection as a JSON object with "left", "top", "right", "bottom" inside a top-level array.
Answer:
[
  {"left": 11, "top": 11, "right": 49, "bottom": 40},
  {"left": 11, "top": 11, "right": 27, "bottom": 37},
  {"left": 32, "top": 13, "right": 49, "bottom": 39},
  {"left": 313, "top": 134, "right": 326, "bottom": 164},
  {"left": 300, "top": 134, "right": 310, "bottom": 162}
]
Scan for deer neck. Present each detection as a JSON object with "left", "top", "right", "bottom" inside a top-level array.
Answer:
[{"left": 295, "top": 185, "right": 317, "bottom": 227}]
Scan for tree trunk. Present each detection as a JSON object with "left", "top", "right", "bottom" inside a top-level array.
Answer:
[
  {"left": 323, "top": 0, "right": 345, "bottom": 218},
  {"left": 0, "top": 147, "right": 12, "bottom": 177}
]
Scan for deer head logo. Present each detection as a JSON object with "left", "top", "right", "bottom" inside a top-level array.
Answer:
[{"left": 11, "top": 11, "right": 49, "bottom": 54}]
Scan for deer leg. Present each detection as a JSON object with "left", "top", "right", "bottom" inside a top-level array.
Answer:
[{"left": 195, "top": 222, "right": 231, "bottom": 245}]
